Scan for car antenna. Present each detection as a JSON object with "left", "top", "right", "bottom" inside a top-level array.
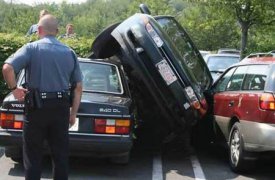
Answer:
[{"left": 139, "top": 4, "right": 151, "bottom": 15}]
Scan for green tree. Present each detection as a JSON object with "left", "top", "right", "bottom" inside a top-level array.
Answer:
[
  {"left": 210, "top": 0, "right": 275, "bottom": 57},
  {"left": 177, "top": 1, "right": 239, "bottom": 51}
]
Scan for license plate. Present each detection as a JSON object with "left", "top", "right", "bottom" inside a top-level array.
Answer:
[
  {"left": 69, "top": 117, "right": 79, "bottom": 131},
  {"left": 156, "top": 59, "right": 177, "bottom": 86}
]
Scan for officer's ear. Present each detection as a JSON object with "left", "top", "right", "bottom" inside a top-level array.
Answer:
[{"left": 37, "top": 25, "right": 44, "bottom": 36}]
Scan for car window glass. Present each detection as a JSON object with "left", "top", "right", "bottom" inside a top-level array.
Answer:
[
  {"left": 80, "top": 62, "right": 123, "bottom": 94},
  {"left": 226, "top": 66, "right": 248, "bottom": 91},
  {"left": 243, "top": 65, "right": 268, "bottom": 91},
  {"left": 207, "top": 56, "right": 240, "bottom": 71},
  {"left": 214, "top": 68, "right": 236, "bottom": 92},
  {"left": 18, "top": 69, "right": 25, "bottom": 86},
  {"left": 157, "top": 17, "right": 212, "bottom": 91}
]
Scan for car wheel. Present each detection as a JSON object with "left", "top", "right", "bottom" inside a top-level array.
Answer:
[
  {"left": 229, "top": 122, "right": 250, "bottom": 172},
  {"left": 5, "top": 147, "right": 23, "bottom": 163},
  {"left": 110, "top": 152, "right": 130, "bottom": 165}
]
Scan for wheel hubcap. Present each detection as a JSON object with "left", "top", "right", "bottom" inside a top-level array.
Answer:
[{"left": 230, "top": 130, "right": 240, "bottom": 166}]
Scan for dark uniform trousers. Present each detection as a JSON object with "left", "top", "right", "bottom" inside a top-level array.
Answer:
[{"left": 23, "top": 99, "right": 70, "bottom": 180}]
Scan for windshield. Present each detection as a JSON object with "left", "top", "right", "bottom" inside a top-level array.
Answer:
[
  {"left": 80, "top": 62, "right": 123, "bottom": 94},
  {"left": 207, "top": 56, "right": 240, "bottom": 71},
  {"left": 156, "top": 17, "right": 212, "bottom": 90}
]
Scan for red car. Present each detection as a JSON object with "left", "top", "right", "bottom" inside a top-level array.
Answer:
[{"left": 209, "top": 56, "right": 275, "bottom": 172}]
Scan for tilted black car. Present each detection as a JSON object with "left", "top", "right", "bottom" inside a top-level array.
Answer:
[
  {"left": 90, "top": 12, "right": 213, "bottom": 140},
  {"left": 0, "top": 58, "right": 133, "bottom": 164}
]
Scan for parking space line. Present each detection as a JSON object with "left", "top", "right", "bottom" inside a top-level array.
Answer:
[
  {"left": 152, "top": 153, "right": 163, "bottom": 180},
  {"left": 190, "top": 155, "right": 206, "bottom": 180},
  {"left": 0, "top": 147, "right": 4, "bottom": 158}
]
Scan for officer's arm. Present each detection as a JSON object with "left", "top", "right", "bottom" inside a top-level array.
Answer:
[
  {"left": 2, "top": 64, "right": 27, "bottom": 101},
  {"left": 70, "top": 82, "right": 83, "bottom": 116},
  {"left": 2, "top": 64, "right": 17, "bottom": 89}
]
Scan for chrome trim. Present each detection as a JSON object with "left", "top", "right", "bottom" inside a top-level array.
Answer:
[
  {"left": 0, "top": 129, "right": 22, "bottom": 132},
  {"left": 0, "top": 129, "right": 130, "bottom": 138},
  {"left": 0, "top": 108, "right": 24, "bottom": 113},
  {"left": 68, "top": 132, "right": 130, "bottom": 138},
  {"left": 77, "top": 113, "right": 131, "bottom": 118}
]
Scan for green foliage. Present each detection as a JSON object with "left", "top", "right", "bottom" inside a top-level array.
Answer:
[
  {"left": 177, "top": 2, "right": 239, "bottom": 51},
  {"left": 0, "top": 33, "right": 27, "bottom": 99},
  {"left": 60, "top": 37, "right": 94, "bottom": 57},
  {"left": 205, "top": 0, "right": 275, "bottom": 56},
  {"left": 0, "top": 0, "right": 274, "bottom": 55},
  {"left": 0, "top": 33, "right": 93, "bottom": 100}
]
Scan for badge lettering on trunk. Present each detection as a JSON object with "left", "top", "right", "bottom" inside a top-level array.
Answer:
[{"left": 99, "top": 108, "right": 121, "bottom": 113}]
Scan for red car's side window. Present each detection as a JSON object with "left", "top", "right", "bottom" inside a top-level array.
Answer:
[
  {"left": 214, "top": 68, "right": 236, "bottom": 92},
  {"left": 226, "top": 66, "right": 248, "bottom": 91},
  {"left": 242, "top": 65, "right": 268, "bottom": 91}
]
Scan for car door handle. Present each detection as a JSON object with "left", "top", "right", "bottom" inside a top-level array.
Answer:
[{"left": 228, "top": 101, "right": 234, "bottom": 107}]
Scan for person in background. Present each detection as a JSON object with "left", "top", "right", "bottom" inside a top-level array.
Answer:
[
  {"left": 59, "top": 23, "right": 77, "bottom": 39},
  {"left": 3, "top": 14, "right": 83, "bottom": 180},
  {"left": 26, "top": 9, "right": 49, "bottom": 36}
]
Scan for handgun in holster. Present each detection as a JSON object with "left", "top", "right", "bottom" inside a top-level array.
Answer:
[{"left": 24, "top": 88, "right": 42, "bottom": 113}]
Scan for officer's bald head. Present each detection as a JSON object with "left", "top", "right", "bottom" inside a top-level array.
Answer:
[{"left": 38, "top": 14, "right": 58, "bottom": 37}]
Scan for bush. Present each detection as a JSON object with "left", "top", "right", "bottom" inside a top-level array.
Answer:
[{"left": 0, "top": 33, "right": 94, "bottom": 100}]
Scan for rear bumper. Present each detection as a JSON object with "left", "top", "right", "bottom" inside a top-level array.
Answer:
[
  {"left": 0, "top": 129, "right": 132, "bottom": 157},
  {"left": 241, "top": 121, "right": 275, "bottom": 152}
]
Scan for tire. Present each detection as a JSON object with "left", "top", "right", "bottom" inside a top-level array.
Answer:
[
  {"left": 5, "top": 147, "right": 23, "bottom": 163},
  {"left": 110, "top": 152, "right": 130, "bottom": 165},
  {"left": 228, "top": 122, "right": 251, "bottom": 172}
]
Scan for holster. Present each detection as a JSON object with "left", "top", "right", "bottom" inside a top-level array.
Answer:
[{"left": 24, "top": 88, "right": 42, "bottom": 114}]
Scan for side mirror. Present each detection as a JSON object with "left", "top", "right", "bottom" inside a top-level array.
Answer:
[{"left": 139, "top": 4, "right": 151, "bottom": 15}]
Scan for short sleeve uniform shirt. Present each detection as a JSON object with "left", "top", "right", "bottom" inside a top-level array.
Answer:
[{"left": 5, "top": 36, "right": 82, "bottom": 92}]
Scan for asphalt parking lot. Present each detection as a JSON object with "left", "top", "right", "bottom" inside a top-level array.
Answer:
[{"left": 1, "top": 141, "right": 275, "bottom": 180}]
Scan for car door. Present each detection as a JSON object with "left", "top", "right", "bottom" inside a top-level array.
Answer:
[{"left": 213, "top": 66, "right": 248, "bottom": 138}]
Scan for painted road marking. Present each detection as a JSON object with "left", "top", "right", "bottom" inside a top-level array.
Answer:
[
  {"left": 190, "top": 155, "right": 206, "bottom": 180},
  {"left": 0, "top": 147, "right": 4, "bottom": 158},
  {"left": 152, "top": 153, "right": 163, "bottom": 180}
]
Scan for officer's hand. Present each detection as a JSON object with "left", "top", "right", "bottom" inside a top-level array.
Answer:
[
  {"left": 69, "top": 114, "right": 76, "bottom": 127},
  {"left": 12, "top": 87, "right": 27, "bottom": 102}
]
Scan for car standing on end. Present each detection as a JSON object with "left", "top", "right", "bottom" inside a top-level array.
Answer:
[
  {"left": 90, "top": 8, "right": 213, "bottom": 141},
  {"left": 207, "top": 56, "right": 275, "bottom": 172},
  {"left": 0, "top": 58, "right": 134, "bottom": 164}
]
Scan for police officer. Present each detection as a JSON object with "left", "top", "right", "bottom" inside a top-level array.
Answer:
[{"left": 2, "top": 14, "right": 82, "bottom": 180}]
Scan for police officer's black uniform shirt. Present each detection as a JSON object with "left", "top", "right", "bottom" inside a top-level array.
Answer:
[{"left": 5, "top": 36, "right": 82, "bottom": 92}]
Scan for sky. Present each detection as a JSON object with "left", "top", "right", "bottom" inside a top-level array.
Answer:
[{"left": 4, "top": 0, "right": 87, "bottom": 6}]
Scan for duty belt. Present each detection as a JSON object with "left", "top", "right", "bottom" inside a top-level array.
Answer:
[{"left": 40, "top": 91, "right": 70, "bottom": 100}]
